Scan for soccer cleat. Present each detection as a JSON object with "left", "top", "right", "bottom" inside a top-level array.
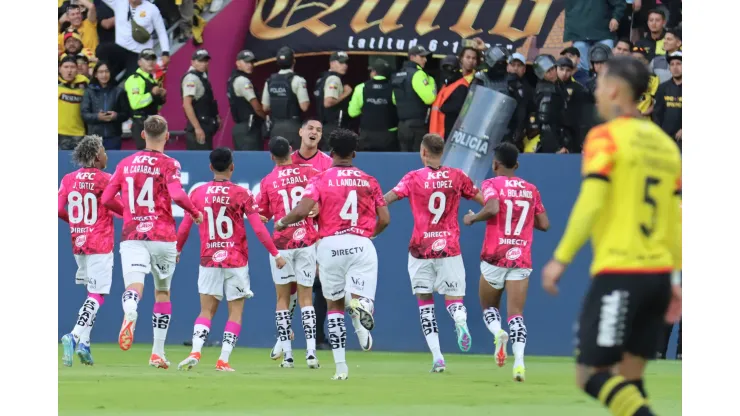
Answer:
[
  {"left": 331, "top": 373, "right": 349, "bottom": 381},
  {"left": 149, "top": 353, "right": 170, "bottom": 369},
  {"left": 306, "top": 353, "right": 320, "bottom": 369},
  {"left": 61, "top": 333, "right": 77, "bottom": 367},
  {"left": 454, "top": 319, "right": 472, "bottom": 352},
  {"left": 118, "top": 311, "right": 138, "bottom": 351},
  {"left": 494, "top": 330, "right": 509, "bottom": 367},
  {"left": 269, "top": 338, "right": 283, "bottom": 360},
  {"left": 430, "top": 359, "right": 446, "bottom": 373},
  {"left": 355, "top": 327, "right": 373, "bottom": 351},
  {"left": 76, "top": 342, "right": 94, "bottom": 366},
  {"left": 177, "top": 352, "right": 201, "bottom": 371},
  {"left": 215, "top": 360, "right": 235, "bottom": 372},
  {"left": 349, "top": 298, "right": 375, "bottom": 331},
  {"left": 280, "top": 357, "right": 295, "bottom": 368},
  {"left": 513, "top": 365, "right": 526, "bottom": 382}
]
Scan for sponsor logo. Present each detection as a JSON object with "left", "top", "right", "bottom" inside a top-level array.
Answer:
[
  {"left": 505, "top": 247, "right": 522, "bottom": 260},
  {"left": 444, "top": 281, "right": 458, "bottom": 289},
  {"left": 350, "top": 276, "right": 364, "bottom": 288},
  {"left": 75, "top": 235, "right": 87, "bottom": 247},
  {"left": 336, "top": 169, "right": 361, "bottom": 177},
  {"left": 293, "top": 228, "right": 306, "bottom": 241},
  {"left": 206, "top": 186, "right": 230, "bottom": 194},
  {"left": 132, "top": 155, "right": 158, "bottom": 166},
  {"left": 278, "top": 168, "right": 300, "bottom": 177},
  {"left": 131, "top": 263, "right": 147, "bottom": 268},
  {"left": 427, "top": 170, "right": 450, "bottom": 180},
  {"left": 331, "top": 289, "right": 344, "bottom": 297},
  {"left": 136, "top": 222, "right": 154, "bottom": 233},
  {"left": 431, "top": 239, "right": 446, "bottom": 252},
  {"left": 331, "top": 246, "right": 364, "bottom": 256},
  {"left": 59, "top": 93, "right": 83, "bottom": 103},
  {"left": 75, "top": 172, "right": 96, "bottom": 180},
  {"left": 155, "top": 263, "right": 170, "bottom": 273},
  {"left": 505, "top": 179, "right": 525, "bottom": 189},
  {"left": 213, "top": 250, "right": 228, "bottom": 263}
]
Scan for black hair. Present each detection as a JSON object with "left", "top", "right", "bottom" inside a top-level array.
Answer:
[
  {"left": 494, "top": 142, "right": 519, "bottom": 169},
  {"left": 269, "top": 136, "right": 291, "bottom": 159},
  {"left": 329, "top": 128, "right": 358, "bottom": 158},
  {"left": 616, "top": 38, "right": 633, "bottom": 50},
  {"left": 210, "top": 147, "right": 234, "bottom": 173},
  {"left": 647, "top": 8, "right": 666, "bottom": 20},
  {"left": 59, "top": 55, "right": 77, "bottom": 67},
  {"left": 90, "top": 60, "right": 111, "bottom": 87},
  {"left": 604, "top": 56, "right": 650, "bottom": 102},
  {"left": 665, "top": 28, "right": 682, "bottom": 41},
  {"left": 457, "top": 47, "right": 481, "bottom": 65},
  {"left": 302, "top": 118, "right": 321, "bottom": 128}
]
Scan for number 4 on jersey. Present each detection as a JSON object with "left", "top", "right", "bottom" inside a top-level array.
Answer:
[{"left": 340, "top": 190, "right": 358, "bottom": 226}]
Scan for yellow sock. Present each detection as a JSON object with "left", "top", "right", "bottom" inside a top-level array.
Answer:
[{"left": 585, "top": 372, "right": 654, "bottom": 416}]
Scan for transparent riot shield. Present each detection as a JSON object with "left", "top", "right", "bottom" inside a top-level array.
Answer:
[{"left": 441, "top": 84, "right": 517, "bottom": 187}]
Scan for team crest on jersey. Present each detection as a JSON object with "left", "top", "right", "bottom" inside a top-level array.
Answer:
[
  {"left": 432, "top": 239, "right": 447, "bottom": 252},
  {"left": 136, "top": 222, "right": 154, "bottom": 233},
  {"left": 506, "top": 247, "right": 522, "bottom": 260},
  {"left": 213, "top": 250, "right": 228, "bottom": 263},
  {"left": 293, "top": 228, "right": 306, "bottom": 241},
  {"left": 75, "top": 235, "right": 87, "bottom": 247}
]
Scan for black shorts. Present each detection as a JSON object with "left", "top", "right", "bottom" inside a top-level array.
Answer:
[{"left": 576, "top": 272, "right": 671, "bottom": 367}]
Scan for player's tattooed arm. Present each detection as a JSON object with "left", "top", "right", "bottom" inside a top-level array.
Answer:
[
  {"left": 463, "top": 198, "right": 499, "bottom": 225},
  {"left": 276, "top": 197, "right": 316, "bottom": 231},
  {"left": 383, "top": 190, "right": 400, "bottom": 206}
]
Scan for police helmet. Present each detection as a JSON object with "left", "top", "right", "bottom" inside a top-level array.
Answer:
[
  {"left": 533, "top": 54, "right": 557, "bottom": 80},
  {"left": 484, "top": 45, "right": 510, "bottom": 68},
  {"left": 589, "top": 43, "right": 612, "bottom": 64}
]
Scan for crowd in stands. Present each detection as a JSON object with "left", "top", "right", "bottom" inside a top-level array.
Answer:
[{"left": 58, "top": 0, "right": 682, "bottom": 154}]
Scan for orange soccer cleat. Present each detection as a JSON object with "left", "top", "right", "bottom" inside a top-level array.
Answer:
[
  {"left": 118, "top": 311, "right": 138, "bottom": 351},
  {"left": 215, "top": 360, "right": 235, "bottom": 372},
  {"left": 149, "top": 353, "right": 170, "bottom": 369}
]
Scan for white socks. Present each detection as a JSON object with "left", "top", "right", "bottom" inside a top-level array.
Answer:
[
  {"left": 327, "top": 310, "right": 348, "bottom": 374},
  {"left": 418, "top": 300, "right": 443, "bottom": 361},
  {"left": 301, "top": 306, "right": 317, "bottom": 353},
  {"left": 508, "top": 315, "right": 527, "bottom": 366}
]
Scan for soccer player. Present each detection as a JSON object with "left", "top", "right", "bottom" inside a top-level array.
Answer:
[
  {"left": 463, "top": 142, "right": 549, "bottom": 382},
  {"left": 541, "top": 56, "right": 682, "bottom": 416},
  {"left": 383, "top": 133, "right": 482, "bottom": 373},
  {"left": 58, "top": 135, "right": 123, "bottom": 367},
  {"left": 276, "top": 128, "right": 390, "bottom": 380},
  {"left": 176, "top": 148, "right": 287, "bottom": 372},
  {"left": 102, "top": 115, "right": 204, "bottom": 369},
  {"left": 257, "top": 137, "right": 322, "bottom": 369}
]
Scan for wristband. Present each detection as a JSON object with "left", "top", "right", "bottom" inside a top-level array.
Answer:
[
  {"left": 671, "top": 270, "right": 681, "bottom": 286},
  {"left": 277, "top": 218, "right": 285, "bottom": 228}
]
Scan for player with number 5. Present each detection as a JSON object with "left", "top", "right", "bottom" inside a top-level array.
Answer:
[
  {"left": 276, "top": 129, "right": 390, "bottom": 381},
  {"left": 463, "top": 143, "right": 549, "bottom": 382},
  {"left": 102, "top": 116, "right": 204, "bottom": 369},
  {"left": 384, "top": 133, "right": 483, "bottom": 373}
]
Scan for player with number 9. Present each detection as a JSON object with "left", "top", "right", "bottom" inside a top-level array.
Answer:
[
  {"left": 102, "top": 115, "right": 203, "bottom": 369},
  {"left": 257, "top": 136, "right": 322, "bottom": 369},
  {"left": 276, "top": 129, "right": 390, "bottom": 381},
  {"left": 384, "top": 133, "right": 483, "bottom": 373},
  {"left": 464, "top": 142, "right": 549, "bottom": 382},
  {"left": 59, "top": 135, "right": 124, "bottom": 367}
]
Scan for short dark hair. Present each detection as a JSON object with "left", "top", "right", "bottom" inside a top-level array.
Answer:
[
  {"left": 665, "top": 28, "right": 681, "bottom": 41},
  {"left": 616, "top": 38, "right": 633, "bottom": 50},
  {"left": 494, "top": 142, "right": 519, "bottom": 169},
  {"left": 329, "top": 128, "right": 358, "bottom": 158},
  {"left": 647, "top": 8, "right": 666, "bottom": 20},
  {"left": 269, "top": 136, "right": 291, "bottom": 159},
  {"left": 422, "top": 134, "right": 445, "bottom": 156},
  {"left": 604, "top": 56, "right": 650, "bottom": 102},
  {"left": 210, "top": 147, "right": 233, "bottom": 172},
  {"left": 302, "top": 118, "right": 321, "bottom": 128}
]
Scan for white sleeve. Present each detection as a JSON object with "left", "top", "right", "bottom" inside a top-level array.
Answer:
[{"left": 152, "top": 7, "right": 170, "bottom": 54}]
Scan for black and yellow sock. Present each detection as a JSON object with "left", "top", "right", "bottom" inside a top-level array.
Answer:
[{"left": 584, "top": 372, "right": 654, "bottom": 416}]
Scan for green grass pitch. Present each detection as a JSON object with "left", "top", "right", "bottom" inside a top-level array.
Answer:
[{"left": 58, "top": 344, "right": 681, "bottom": 415}]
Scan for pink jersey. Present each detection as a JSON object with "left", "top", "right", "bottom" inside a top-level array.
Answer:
[
  {"left": 303, "top": 166, "right": 386, "bottom": 238},
  {"left": 291, "top": 149, "right": 333, "bottom": 172},
  {"left": 58, "top": 168, "right": 120, "bottom": 255},
  {"left": 103, "top": 150, "right": 199, "bottom": 242},
  {"left": 257, "top": 164, "right": 320, "bottom": 250},
  {"left": 480, "top": 176, "right": 545, "bottom": 269},
  {"left": 178, "top": 181, "right": 261, "bottom": 268},
  {"left": 393, "top": 166, "right": 478, "bottom": 259}
]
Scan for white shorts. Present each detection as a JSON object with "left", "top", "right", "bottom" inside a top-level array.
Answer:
[
  {"left": 74, "top": 253, "right": 114, "bottom": 295},
  {"left": 198, "top": 266, "right": 252, "bottom": 302},
  {"left": 408, "top": 254, "right": 466, "bottom": 297},
  {"left": 317, "top": 234, "right": 377, "bottom": 301},
  {"left": 271, "top": 245, "right": 316, "bottom": 287},
  {"left": 120, "top": 240, "right": 178, "bottom": 291},
  {"left": 480, "top": 261, "right": 532, "bottom": 290}
]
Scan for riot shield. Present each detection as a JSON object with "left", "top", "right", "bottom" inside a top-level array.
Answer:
[{"left": 441, "top": 84, "right": 517, "bottom": 186}]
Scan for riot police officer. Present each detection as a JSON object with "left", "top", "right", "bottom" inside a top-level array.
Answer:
[
  {"left": 182, "top": 49, "right": 220, "bottom": 150},
  {"left": 392, "top": 45, "right": 437, "bottom": 152},
  {"left": 532, "top": 54, "right": 570, "bottom": 154},
  {"left": 557, "top": 57, "right": 589, "bottom": 153},
  {"left": 227, "top": 49, "right": 266, "bottom": 150},
  {"left": 585, "top": 43, "right": 613, "bottom": 98},
  {"left": 262, "top": 46, "right": 310, "bottom": 149},
  {"left": 314, "top": 51, "right": 352, "bottom": 150}
]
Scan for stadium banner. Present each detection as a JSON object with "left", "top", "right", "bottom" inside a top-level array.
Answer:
[
  {"left": 56, "top": 151, "right": 680, "bottom": 356},
  {"left": 246, "top": 0, "right": 566, "bottom": 64}
]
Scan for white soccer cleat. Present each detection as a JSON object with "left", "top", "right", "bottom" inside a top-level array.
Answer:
[
  {"left": 306, "top": 353, "right": 320, "bottom": 369},
  {"left": 494, "top": 330, "right": 509, "bottom": 367},
  {"left": 331, "top": 373, "right": 349, "bottom": 381},
  {"left": 178, "top": 352, "right": 201, "bottom": 371},
  {"left": 349, "top": 298, "right": 375, "bottom": 331},
  {"left": 355, "top": 327, "right": 373, "bottom": 351},
  {"left": 269, "top": 338, "right": 283, "bottom": 360},
  {"left": 280, "top": 358, "right": 295, "bottom": 368}
]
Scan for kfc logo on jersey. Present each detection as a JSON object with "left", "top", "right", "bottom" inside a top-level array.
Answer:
[
  {"left": 206, "top": 186, "right": 230, "bottom": 194},
  {"left": 427, "top": 171, "right": 450, "bottom": 180},
  {"left": 132, "top": 155, "right": 158, "bottom": 166},
  {"left": 278, "top": 168, "right": 300, "bottom": 177},
  {"left": 337, "top": 169, "right": 362, "bottom": 177},
  {"left": 75, "top": 235, "right": 86, "bottom": 247},
  {"left": 75, "top": 172, "right": 96, "bottom": 180},
  {"left": 293, "top": 228, "right": 306, "bottom": 241},
  {"left": 506, "top": 247, "right": 522, "bottom": 260},
  {"left": 432, "top": 239, "right": 447, "bottom": 252},
  {"left": 136, "top": 222, "right": 154, "bottom": 233},
  {"left": 212, "top": 250, "right": 228, "bottom": 263},
  {"left": 505, "top": 180, "right": 525, "bottom": 189}
]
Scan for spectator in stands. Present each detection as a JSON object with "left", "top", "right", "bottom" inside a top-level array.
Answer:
[
  {"left": 617, "top": 0, "right": 641, "bottom": 41},
  {"left": 82, "top": 61, "right": 131, "bottom": 150},
  {"left": 563, "top": 0, "right": 625, "bottom": 75},
  {"left": 58, "top": 1, "right": 99, "bottom": 55},
  {"left": 651, "top": 27, "right": 681, "bottom": 83},
  {"left": 635, "top": 8, "right": 667, "bottom": 60},
  {"left": 613, "top": 38, "right": 633, "bottom": 56},
  {"left": 77, "top": 54, "right": 92, "bottom": 79},
  {"left": 182, "top": 49, "right": 220, "bottom": 150},
  {"left": 97, "top": 0, "right": 170, "bottom": 78},
  {"left": 124, "top": 49, "right": 167, "bottom": 149},
  {"left": 653, "top": 51, "right": 682, "bottom": 151},
  {"left": 94, "top": 0, "right": 116, "bottom": 45},
  {"left": 58, "top": 56, "right": 90, "bottom": 150},
  {"left": 60, "top": 32, "right": 97, "bottom": 65},
  {"left": 631, "top": 47, "right": 660, "bottom": 119},
  {"left": 506, "top": 52, "right": 536, "bottom": 142},
  {"left": 560, "top": 47, "right": 589, "bottom": 86}
]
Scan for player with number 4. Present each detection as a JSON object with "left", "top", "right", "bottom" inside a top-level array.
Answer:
[
  {"left": 384, "top": 134, "right": 483, "bottom": 373},
  {"left": 463, "top": 143, "right": 549, "bottom": 382},
  {"left": 102, "top": 116, "right": 204, "bottom": 369}
]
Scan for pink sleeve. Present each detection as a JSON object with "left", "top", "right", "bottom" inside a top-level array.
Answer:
[
  {"left": 391, "top": 173, "right": 411, "bottom": 199},
  {"left": 110, "top": 195, "right": 124, "bottom": 218},
  {"left": 482, "top": 180, "right": 498, "bottom": 203},
  {"left": 302, "top": 176, "right": 321, "bottom": 203},
  {"left": 247, "top": 212, "right": 279, "bottom": 256},
  {"left": 102, "top": 169, "right": 121, "bottom": 210},
  {"left": 167, "top": 181, "right": 200, "bottom": 217},
  {"left": 459, "top": 172, "right": 479, "bottom": 200},
  {"left": 534, "top": 188, "right": 545, "bottom": 214},
  {"left": 57, "top": 181, "right": 69, "bottom": 223},
  {"left": 176, "top": 214, "right": 194, "bottom": 253}
]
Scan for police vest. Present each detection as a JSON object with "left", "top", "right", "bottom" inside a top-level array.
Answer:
[
  {"left": 227, "top": 70, "right": 255, "bottom": 123},
  {"left": 267, "top": 72, "right": 300, "bottom": 121},
  {"left": 429, "top": 76, "right": 470, "bottom": 137},
  {"left": 314, "top": 71, "right": 349, "bottom": 127},
  {"left": 180, "top": 70, "right": 218, "bottom": 119},
  {"left": 360, "top": 78, "right": 397, "bottom": 132},
  {"left": 391, "top": 61, "right": 428, "bottom": 121},
  {"left": 129, "top": 70, "right": 159, "bottom": 117}
]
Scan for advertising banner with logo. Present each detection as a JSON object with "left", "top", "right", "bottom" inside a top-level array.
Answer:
[{"left": 247, "top": 0, "right": 567, "bottom": 64}]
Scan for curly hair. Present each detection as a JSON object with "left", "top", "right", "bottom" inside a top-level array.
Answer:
[{"left": 72, "top": 135, "right": 103, "bottom": 167}]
